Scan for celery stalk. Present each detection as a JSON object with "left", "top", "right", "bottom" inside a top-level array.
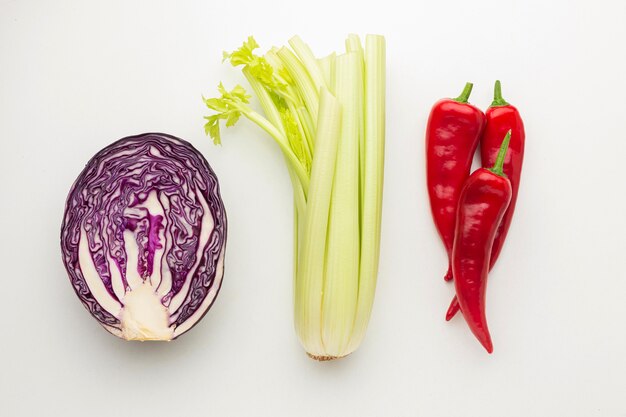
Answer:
[
  {"left": 242, "top": 67, "right": 286, "bottom": 139},
  {"left": 286, "top": 101, "right": 313, "bottom": 166},
  {"left": 348, "top": 35, "right": 386, "bottom": 352},
  {"left": 294, "top": 88, "right": 341, "bottom": 357},
  {"left": 296, "top": 106, "right": 316, "bottom": 155},
  {"left": 321, "top": 52, "right": 361, "bottom": 357},
  {"left": 276, "top": 47, "right": 320, "bottom": 123},
  {"left": 244, "top": 110, "right": 310, "bottom": 196},
  {"left": 203, "top": 35, "right": 385, "bottom": 361},
  {"left": 289, "top": 35, "right": 328, "bottom": 92},
  {"left": 318, "top": 53, "right": 336, "bottom": 94},
  {"left": 242, "top": 67, "right": 308, "bottom": 218},
  {"left": 345, "top": 35, "right": 366, "bottom": 217},
  {"left": 266, "top": 49, "right": 317, "bottom": 143}
]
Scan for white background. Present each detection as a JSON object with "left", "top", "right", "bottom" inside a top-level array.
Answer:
[{"left": 1, "top": 0, "right": 625, "bottom": 416}]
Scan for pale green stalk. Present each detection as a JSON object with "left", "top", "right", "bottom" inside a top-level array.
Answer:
[
  {"left": 243, "top": 58, "right": 308, "bottom": 298},
  {"left": 266, "top": 49, "right": 316, "bottom": 143},
  {"left": 294, "top": 88, "right": 341, "bottom": 357},
  {"left": 265, "top": 47, "right": 282, "bottom": 65},
  {"left": 288, "top": 35, "right": 328, "bottom": 92},
  {"left": 286, "top": 101, "right": 313, "bottom": 166},
  {"left": 296, "top": 106, "right": 315, "bottom": 155},
  {"left": 345, "top": 34, "right": 366, "bottom": 224},
  {"left": 321, "top": 52, "right": 361, "bottom": 357},
  {"left": 348, "top": 34, "right": 386, "bottom": 352},
  {"left": 242, "top": 67, "right": 307, "bottom": 222},
  {"left": 276, "top": 47, "right": 320, "bottom": 123},
  {"left": 242, "top": 65, "right": 307, "bottom": 261},
  {"left": 318, "top": 53, "right": 336, "bottom": 94},
  {"left": 242, "top": 67, "right": 286, "bottom": 138},
  {"left": 244, "top": 109, "right": 310, "bottom": 196},
  {"left": 293, "top": 203, "right": 299, "bottom": 281}
]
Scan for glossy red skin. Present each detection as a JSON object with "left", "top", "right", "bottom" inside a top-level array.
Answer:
[
  {"left": 446, "top": 104, "right": 524, "bottom": 320},
  {"left": 452, "top": 168, "right": 511, "bottom": 353},
  {"left": 426, "top": 99, "right": 485, "bottom": 281},
  {"left": 482, "top": 105, "right": 525, "bottom": 267}
]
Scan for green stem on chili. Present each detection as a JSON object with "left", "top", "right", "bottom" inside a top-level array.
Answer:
[
  {"left": 453, "top": 82, "right": 474, "bottom": 103},
  {"left": 490, "top": 80, "right": 510, "bottom": 107},
  {"left": 489, "top": 130, "right": 512, "bottom": 176}
]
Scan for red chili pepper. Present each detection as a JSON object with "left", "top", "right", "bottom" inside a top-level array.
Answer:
[
  {"left": 446, "top": 81, "right": 525, "bottom": 320},
  {"left": 452, "top": 131, "right": 512, "bottom": 353},
  {"left": 426, "top": 82, "right": 485, "bottom": 282}
]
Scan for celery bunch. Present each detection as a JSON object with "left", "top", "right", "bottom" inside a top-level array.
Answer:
[{"left": 204, "top": 34, "right": 385, "bottom": 360}]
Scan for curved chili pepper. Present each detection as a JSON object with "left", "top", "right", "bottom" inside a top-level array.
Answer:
[
  {"left": 452, "top": 131, "right": 512, "bottom": 353},
  {"left": 426, "top": 82, "right": 485, "bottom": 282},
  {"left": 446, "top": 81, "right": 525, "bottom": 320},
  {"left": 482, "top": 81, "right": 525, "bottom": 267}
]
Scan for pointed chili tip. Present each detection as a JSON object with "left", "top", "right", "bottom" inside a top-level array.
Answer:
[
  {"left": 491, "top": 80, "right": 509, "bottom": 107},
  {"left": 489, "top": 130, "right": 512, "bottom": 176},
  {"left": 453, "top": 82, "right": 473, "bottom": 103},
  {"left": 445, "top": 297, "right": 460, "bottom": 321},
  {"left": 476, "top": 332, "right": 494, "bottom": 353},
  {"left": 444, "top": 268, "right": 453, "bottom": 282}
]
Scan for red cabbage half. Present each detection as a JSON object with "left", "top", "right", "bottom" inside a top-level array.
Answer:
[{"left": 60, "top": 133, "right": 227, "bottom": 341}]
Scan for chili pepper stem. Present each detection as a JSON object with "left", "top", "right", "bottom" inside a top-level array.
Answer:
[
  {"left": 489, "top": 130, "right": 512, "bottom": 176},
  {"left": 490, "top": 80, "right": 509, "bottom": 107},
  {"left": 452, "top": 82, "right": 474, "bottom": 103}
]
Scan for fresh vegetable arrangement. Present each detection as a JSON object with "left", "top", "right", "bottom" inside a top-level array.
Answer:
[
  {"left": 426, "top": 81, "right": 525, "bottom": 352},
  {"left": 57, "top": 36, "right": 524, "bottom": 358},
  {"left": 60, "top": 133, "right": 227, "bottom": 341},
  {"left": 203, "top": 34, "right": 386, "bottom": 360}
]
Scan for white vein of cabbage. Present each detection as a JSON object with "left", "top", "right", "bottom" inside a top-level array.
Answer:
[{"left": 78, "top": 188, "right": 215, "bottom": 336}]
